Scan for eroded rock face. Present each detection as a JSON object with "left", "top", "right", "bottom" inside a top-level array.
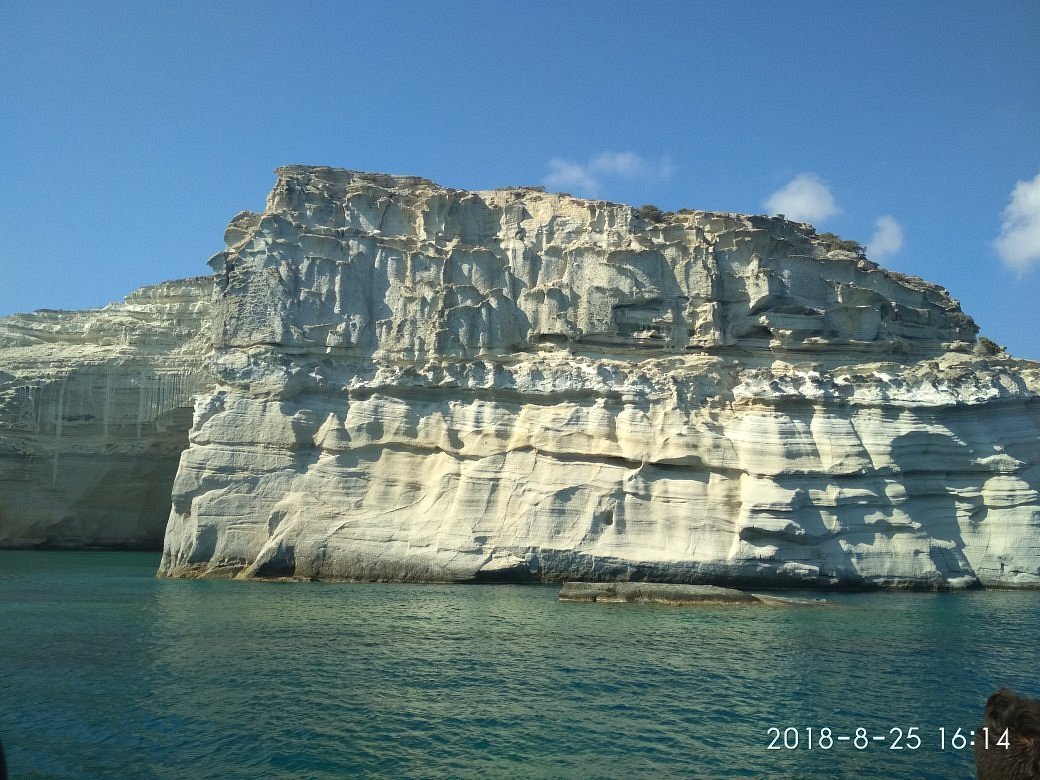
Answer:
[
  {"left": 0, "top": 278, "right": 214, "bottom": 548},
  {"left": 155, "top": 166, "right": 1040, "bottom": 588}
]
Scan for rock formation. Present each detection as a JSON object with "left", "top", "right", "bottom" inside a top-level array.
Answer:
[
  {"left": 3, "top": 166, "right": 1039, "bottom": 587},
  {"left": 151, "top": 166, "right": 1040, "bottom": 588},
  {"left": 559, "top": 581, "right": 764, "bottom": 605},
  {"left": 558, "top": 581, "right": 826, "bottom": 605},
  {"left": 0, "top": 279, "right": 214, "bottom": 548}
]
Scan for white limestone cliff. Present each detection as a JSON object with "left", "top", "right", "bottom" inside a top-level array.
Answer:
[
  {"left": 0, "top": 278, "right": 214, "bottom": 548},
  {"left": 146, "top": 166, "right": 1040, "bottom": 588}
]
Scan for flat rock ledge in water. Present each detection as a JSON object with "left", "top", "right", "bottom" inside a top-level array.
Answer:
[{"left": 561, "top": 581, "right": 763, "bottom": 605}]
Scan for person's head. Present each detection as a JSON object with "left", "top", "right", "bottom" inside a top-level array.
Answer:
[{"left": 976, "top": 688, "right": 1040, "bottom": 780}]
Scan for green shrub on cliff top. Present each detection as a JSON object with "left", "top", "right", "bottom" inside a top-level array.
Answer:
[
  {"left": 817, "top": 231, "right": 865, "bottom": 256},
  {"left": 636, "top": 204, "right": 671, "bottom": 223}
]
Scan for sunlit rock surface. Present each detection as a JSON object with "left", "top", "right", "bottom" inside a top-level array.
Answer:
[
  {"left": 152, "top": 166, "right": 1040, "bottom": 588},
  {"left": 0, "top": 279, "right": 214, "bottom": 548}
]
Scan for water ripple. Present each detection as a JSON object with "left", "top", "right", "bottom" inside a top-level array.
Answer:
[{"left": 0, "top": 552, "right": 1030, "bottom": 779}]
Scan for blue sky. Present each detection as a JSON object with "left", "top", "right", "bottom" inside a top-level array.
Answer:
[{"left": 2, "top": 1, "right": 1039, "bottom": 357}]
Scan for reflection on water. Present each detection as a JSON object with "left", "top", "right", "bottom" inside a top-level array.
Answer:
[{"left": 1, "top": 551, "right": 1036, "bottom": 778}]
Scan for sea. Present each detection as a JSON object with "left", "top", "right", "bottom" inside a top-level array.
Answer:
[{"left": 0, "top": 551, "right": 1036, "bottom": 779}]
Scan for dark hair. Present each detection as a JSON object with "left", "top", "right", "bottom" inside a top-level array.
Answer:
[{"left": 976, "top": 688, "right": 1040, "bottom": 780}]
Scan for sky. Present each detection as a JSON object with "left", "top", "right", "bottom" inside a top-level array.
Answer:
[{"left": 2, "top": 1, "right": 1039, "bottom": 357}]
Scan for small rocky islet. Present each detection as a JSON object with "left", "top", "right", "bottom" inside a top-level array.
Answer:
[{"left": 558, "top": 581, "right": 828, "bottom": 606}]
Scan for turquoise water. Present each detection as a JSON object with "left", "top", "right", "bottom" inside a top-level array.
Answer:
[{"left": 0, "top": 552, "right": 1037, "bottom": 779}]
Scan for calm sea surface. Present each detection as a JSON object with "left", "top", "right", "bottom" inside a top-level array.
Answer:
[{"left": 1, "top": 551, "right": 1038, "bottom": 779}]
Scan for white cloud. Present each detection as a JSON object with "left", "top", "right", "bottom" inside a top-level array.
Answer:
[
  {"left": 544, "top": 159, "right": 599, "bottom": 195},
  {"left": 764, "top": 173, "right": 841, "bottom": 224},
  {"left": 994, "top": 171, "right": 1040, "bottom": 275},
  {"left": 866, "top": 215, "right": 904, "bottom": 260},
  {"left": 543, "top": 151, "right": 674, "bottom": 197}
]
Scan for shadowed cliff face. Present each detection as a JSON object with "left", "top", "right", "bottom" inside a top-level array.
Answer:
[
  {"left": 149, "top": 166, "right": 1040, "bottom": 588},
  {"left": 0, "top": 279, "right": 214, "bottom": 549}
]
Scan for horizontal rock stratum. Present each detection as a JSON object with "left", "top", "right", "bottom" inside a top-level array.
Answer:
[{"left": 3, "top": 166, "right": 1040, "bottom": 587}]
